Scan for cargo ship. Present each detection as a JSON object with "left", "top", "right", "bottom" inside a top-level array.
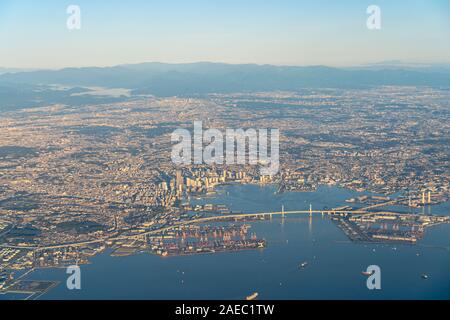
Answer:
[{"left": 246, "top": 292, "right": 259, "bottom": 301}]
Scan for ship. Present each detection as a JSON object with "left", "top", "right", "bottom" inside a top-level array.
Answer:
[
  {"left": 299, "top": 262, "right": 308, "bottom": 268},
  {"left": 246, "top": 292, "right": 259, "bottom": 301}
]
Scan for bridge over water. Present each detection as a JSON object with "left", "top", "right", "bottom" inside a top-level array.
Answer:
[{"left": 1, "top": 200, "right": 442, "bottom": 251}]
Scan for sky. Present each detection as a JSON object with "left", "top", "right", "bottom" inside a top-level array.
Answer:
[{"left": 0, "top": 0, "right": 449, "bottom": 69}]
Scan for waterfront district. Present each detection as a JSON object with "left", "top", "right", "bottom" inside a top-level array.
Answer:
[{"left": 1, "top": 86, "right": 449, "bottom": 296}]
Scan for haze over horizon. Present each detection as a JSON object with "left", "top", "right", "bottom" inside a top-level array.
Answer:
[
  {"left": 3, "top": 60, "right": 450, "bottom": 72},
  {"left": 1, "top": 0, "right": 450, "bottom": 69}
]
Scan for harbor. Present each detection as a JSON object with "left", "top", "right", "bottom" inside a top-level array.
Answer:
[{"left": 1, "top": 184, "right": 449, "bottom": 300}]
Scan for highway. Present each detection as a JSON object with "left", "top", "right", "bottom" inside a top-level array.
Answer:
[{"left": 0, "top": 206, "right": 417, "bottom": 251}]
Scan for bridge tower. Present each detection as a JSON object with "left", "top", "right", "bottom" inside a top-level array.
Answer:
[
  {"left": 422, "top": 192, "right": 426, "bottom": 205},
  {"left": 309, "top": 204, "right": 313, "bottom": 217},
  {"left": 428, "top": 191, "right": 431, "bottom": 204},
  {"left": 281, "top": 205, "right": 285, "bottom": 219}
]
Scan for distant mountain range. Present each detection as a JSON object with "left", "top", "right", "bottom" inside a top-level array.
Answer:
[{"left": 1, "top": 62, "right": 450, "bottom": 97}]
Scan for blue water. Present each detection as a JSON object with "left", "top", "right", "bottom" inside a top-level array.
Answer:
[{"left": 4, "top": 185, "right": 450, "bottom": 300}]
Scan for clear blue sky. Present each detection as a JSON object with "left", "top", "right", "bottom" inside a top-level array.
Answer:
[{"left": 1, "top": 0, "right": 449, "bottom": 68}]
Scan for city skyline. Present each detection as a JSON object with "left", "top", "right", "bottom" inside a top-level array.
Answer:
[{"left": 1, "top": 0, "right": 450, "bottom": 304}]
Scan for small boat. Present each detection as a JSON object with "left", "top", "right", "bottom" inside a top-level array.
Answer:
[
  {"left": 299, "top": 262, "right": 308, "bottom": 268},
  {"left": 362, "top": 271, "right": 373, "bottom": 276},
  {"left": 246, "top": 292, "right": 259, "bottom": 301},
  {"left": 421, "top": 274, "right": 429, "bottom": 280}
]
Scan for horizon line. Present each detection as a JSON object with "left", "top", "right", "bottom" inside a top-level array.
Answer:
[{"left": 2, "top": 60, "right": 450, "bottom": 72}]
